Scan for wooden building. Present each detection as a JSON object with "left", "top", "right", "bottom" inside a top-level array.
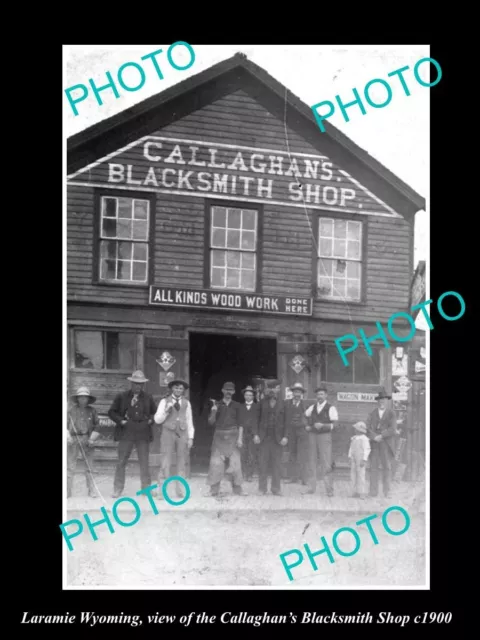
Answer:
[{"left": 66, "top": 53, "right": 426, "bottom": 473}]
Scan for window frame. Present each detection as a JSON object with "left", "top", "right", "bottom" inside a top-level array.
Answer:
[
  {"left": 203, "top": 198, "right": 263, "bottom": 293},
  {"left": 312, "top": 211, "right": 367, "bottom": 304},
  {"left": 324, "top": 343, "right": 381, "bottom": 384},
  {"left": 70, "top": 327, "right": 138, "bottom": 374},
  {"left": 93, "top": 189, "right": 156, "bottom": 288}
]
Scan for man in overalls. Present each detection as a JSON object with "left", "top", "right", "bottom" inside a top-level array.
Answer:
[
  {"left": 67, "top": 386, "right": 100, "bottom": 498},
  {"left": 154, "top": 378, "right": 194, "bottom": 498},
  {"left": 207, "top": 381, "right": 246, "bottom": 497}
]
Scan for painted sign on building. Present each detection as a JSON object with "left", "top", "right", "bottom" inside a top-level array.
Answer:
[
  {"left": 337, "top": 392, "right": 377, "bottom": 402},
  {"left": 150, "top": 286, "right": 313, "bottom": 316},
  {"left": 67, "top": 137, "right": 399, "bottom": 217}
]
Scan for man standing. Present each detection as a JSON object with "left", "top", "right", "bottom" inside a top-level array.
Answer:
[
  {"left": 154, "top": 378, "right": 194, "bottom": 498},
  {"left": 207, "top": 382, "right": 246, "bottom": 497},
  {"left": 284, "top": 382, "right": 309, "bottom": 485},
  {"left": 253, "top": 380, "right": 288, "bottom": 496},
  {"left": 366, "top": 390, "right": 397, "bottom": 498},
  {"left": 304, "top": 385, "right": 338, "bottom": 497},
  {"left": 108, "top": 370, "right": 157, "bottom": 498},
  {"left": 238, "top": 385, "right": 260, "bottom": 482},
  {"left": 67, "top": 386, "right": 100, "bottom": 498}
]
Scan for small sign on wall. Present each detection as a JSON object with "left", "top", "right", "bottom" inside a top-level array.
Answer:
[
  {"left": 160, "top": 371, "right": 175, "bottom": 387},
  {"left": 337, "top": 392, "right": 377, "bottom": 402}
]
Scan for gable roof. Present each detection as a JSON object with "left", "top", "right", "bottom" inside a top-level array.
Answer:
[{"left": 67, "top": 52, "right": 426, "bottom": 217}]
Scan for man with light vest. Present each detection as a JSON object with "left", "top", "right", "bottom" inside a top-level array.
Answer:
[{"left": 154, "top": 378, "right": 194, "bottom": 499}]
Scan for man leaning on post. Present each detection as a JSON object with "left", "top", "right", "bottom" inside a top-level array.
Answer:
[{"left": 108, "top": 370, "right": 157, "bottom": 499}]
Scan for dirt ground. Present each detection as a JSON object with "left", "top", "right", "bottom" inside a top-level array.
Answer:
[{"left": 66, "top": 508, "right": 425, "bottom": 587}]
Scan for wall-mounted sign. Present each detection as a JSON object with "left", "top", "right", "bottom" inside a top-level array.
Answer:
[
  {"left": 67, "top": 136, "right": 399, "bottom": 217},
  {"left": 337, "top": 392, "right": 377, "bottom": 402},
  {"left": 289, "top": 355, "right": 306, "bottom": 374},
  {"left": 394, "top": 376, "right": 412, "bottom": 393},
  {"left": 150, "top": 286, "right": 313, "bottom": 316},
  {"left": 415, "top": 361, "right": 426, "bottom": 373},
  {"left": 392, "top": 391, "right": 408, "bottom": 402},
  {"left": 156, "top": 351, "right": 176, "bottom": 371},
  {"left": 392, "top": 354, "right": 408, "bottom": 377},
  {"left": 160, "top": 371, "right": 175, "bottom": 387}
]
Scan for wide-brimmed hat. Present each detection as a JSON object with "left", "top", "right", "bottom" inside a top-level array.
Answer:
[
  {"left": 315, "top": 384, "right": 328, "bottom": 393},
  {"left": 168, "top": 378, "right": 189, "bottom": 390},
  {"left": 127, "top": 370, "right": 149, "bottom": 383},
  {"left": 375, "top": 390, "right": 391, "bottom": 400},
  {"left": 353, "top": 421, "right": 367, "bottom": 434},
  {"left": 242, "top": 385, "right": 255, "bottom": 394},
  {"left": 222, "top": 381, "right": 235, "bottom": 391},
  {"left": 264, "top": 378, "right": 281, "bottom": 388},
  {"left": 290, "top": 382, "right": 305, "bottom": 392},
  {"left": 71, "top": 386, "right": 96, "bottom": 404}
]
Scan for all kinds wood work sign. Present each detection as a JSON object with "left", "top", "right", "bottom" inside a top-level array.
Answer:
[
  {"left": 67, "top": 136, "right": 400, "bottom": 217},
  {"left": 150, "top": 286, "right": 313, "bottom": 316},
  {"left": 337, "top": 392, "right": 377, "bottom": 402}
]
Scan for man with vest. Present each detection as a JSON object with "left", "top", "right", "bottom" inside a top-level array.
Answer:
[
  {"left": 207, "top": 381, "right": 246, "bottom": 497},
  {"left": 108, "top": 370, "right": 157, "bottom": 498},
  {"left": 284, "top": 382, "right": 309, "bottom": 485},
  {"left": 154, "top": 378, "right": 194, "bottom": 498},
  {"left": 304, "top": 385, "right": 339, "bottom": 496},
  {"left": 253, "top": 380, "right": 288, "bottom": 496},
  {"left": 238, "top": 385, "right": 260, "bottom": 482},
  {"left": 366, "top": 389, "right": 397, "bottom": 498}
]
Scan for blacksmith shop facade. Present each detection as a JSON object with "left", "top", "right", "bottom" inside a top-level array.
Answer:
[{"left": 66, "top": 53, "right": 426, "bottom": 470}]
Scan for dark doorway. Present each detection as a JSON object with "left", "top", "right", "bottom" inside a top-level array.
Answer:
[{"left": 188, "top": 332, "right": 277, "bottom": 472}]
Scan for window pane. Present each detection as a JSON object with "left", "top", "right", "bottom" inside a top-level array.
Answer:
[
  {"left": 118, "top": 241, "right": 132, "bottom": 260},
  {"left": 332, "top": 279, "right": 346, "bottom": 297},
  {"left": 100, "top": 240, "right": 117, "bottom": 259},
  {"left": 317, "top": 277, "right": 332, "bottom": 296},
  {"left": 241, "top": 252, "right": 255, "bottom": 269},
  {"left": 228, "top": 208, "right": 241, "bottom": 229},
  {"left": 134, "top": 200, "right": 149, "bottom": 220},
  {"left": 347, "top": 261, "right": 360, "bottom": 278},
  {"left": 75, "top": 331, "right": 104, "bottom": 369},
  {"left": 105, "top": 332, "right": 136, "bottom": 370},
  {"left": 102, "top": 218, "right": 117, "bottom": 238},
  {"left": 241, "top": 270, "right": 256, "bottom": 290},
  {"left": 226, "top": 229, "right": 241, "bottom": 249},
  {"left": 100, "top": 259, "right": 116, "bottom": 280},
  {"left": 132, "top": 261, "right": 147, "bottom": 282},
  {"left": 347, "top": 280, "right": 360, "bottom": 300},
  {"left": 318, "top": 258, "right": 333, "bottom": 278},
  {"left": 326, "top": 345, "right": 353, "bottom": 382},
  {"left": 347, "top": 240, "right": 361, "bottom": 260},
  {"left": 117, "top": 219, "right": 132, "bottom": 239},
  {"left": 211, "top": 250, "right": 225, "bottom": 267},
  {"left": 117, "top": 260, "right": 131, "bottom": 280},
  {"left": 226, "top": 251, "right": 241, "bottom": 267},
  {"left": 212, "top": 207, "right": 227, "bottom": 228},
  {"left": 212, "top": 228, "right": 226, "bottom": 247},
  {"left": 241, "top": 230, "right": 255, "bottom": 250},
  {"left": 320, "top": 218, "right": 333, "bottom": 237},
  {"left": 226, "top": 268, "right": 240, "bottom": 288},
  {"left": 118, "top": 198, "right": 133, "bottom": 219},
  {"left": 319, "top": 237, "right": 332, "bottom": 257},
  {"left": 242, "top": 210, "right": 256, "bottom": 230},
  {"left": 347, "top": 221, "right": 361, "bottom": 240},
  {"left": 333, "top": 259, "right": 347, "bottom": 277},
  {"left": 103, "top": 197, "right": 117, "bottom": 217},
  {"left": 133, "top": 243, "right": 147, "bottom": 261},
  {"left": 334, "top": 220, "right": 347, "bottom": 238},
  {"left": 211, "top": 267, "right": 225, "bottom": 287},
  {"left": 333, "top": 239, "right": 346, "bottom": 258},
  {"left": 133, "top": 220, "right": 148, "bottom": 241},
  {"left": 354, "top": 349, "right": 379, "bottom": 384}
]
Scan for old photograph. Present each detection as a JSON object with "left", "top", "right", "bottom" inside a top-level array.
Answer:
[{"left": 64, "top": 44, "right": 428, "bottom": 588}]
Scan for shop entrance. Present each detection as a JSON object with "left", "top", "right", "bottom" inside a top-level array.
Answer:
[{"left": 189, "top": 332, "right": 277, "bottom": 472}]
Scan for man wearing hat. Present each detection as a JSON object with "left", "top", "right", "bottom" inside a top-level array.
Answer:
[
  {"left": 284, "top": 382, "right": 309, "bottom": 485},
  {"left": 108, "top": 370, "right": 157, "bottom": 498},
  {"left": 207, "top": 382, "right": 246, "bottom": 496},
  {"left": 348, "top": 422, "right": 371, "bottom": 499},
  {"left": 67, "top": 386, "right": 100, "bottom": 498},
  {"left": 366, "top": 390, "right": 397, "bottom": 498},
  {"left": 304, "top": 385, "right": 339, "bottom": 496},
  {"left": 238, "top": 385, "right": 260, "bottom": 482},
  {"left": 154, "top": 378, "right": 194, "bottom": 497},
  {"left": 253, "top": 379, "right": 288, "bottom": 495}
]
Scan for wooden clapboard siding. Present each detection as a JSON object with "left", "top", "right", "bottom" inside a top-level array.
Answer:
[{"left": 68, "top": 370, "right": 127, "bottom": 414}]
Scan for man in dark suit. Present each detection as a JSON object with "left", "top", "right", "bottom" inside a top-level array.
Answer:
[
  {"left": 253, "top": 380, "right": 288, "bottom": 495},
  {"left": 108, "top": 370, "right": 157, "bottom": 498},
  {"left": 284, "top": 382, "right": 309, "bottom": 485},
  {"left": 366, "top": 389, "right": 397, "bottom": 498},
  {"left": 238, "top": 385, "right": 260, "bottom": 482}
]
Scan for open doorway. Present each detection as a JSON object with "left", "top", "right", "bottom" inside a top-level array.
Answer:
[{"left": 189, "top": 332, "right": 277, "bottom": 471}]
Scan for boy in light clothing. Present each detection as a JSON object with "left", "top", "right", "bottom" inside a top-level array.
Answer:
[{"left": 348, "top": 421, "right": 371, "bottom": 499}]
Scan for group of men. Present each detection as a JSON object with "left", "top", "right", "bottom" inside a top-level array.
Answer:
[{"left": 67, "top": 371, "right": 397, "bottom": 501}]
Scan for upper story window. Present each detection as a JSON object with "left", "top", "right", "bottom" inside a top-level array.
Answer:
[
  {"left": 73, "top": 329, "right": 137, "bottom": 371},
  {"left": 99, "top": 195, "right": 150, "bottom": 284},
  {"left": 209, "top": 205, "right": 258, "bottom": 291},
  {"left": 317, "top": 217, "right": 363, "bottom": 302}
]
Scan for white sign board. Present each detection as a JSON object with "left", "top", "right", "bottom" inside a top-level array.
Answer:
[{"left": 337, "top": 392, "right": 377, "bottom": 402}]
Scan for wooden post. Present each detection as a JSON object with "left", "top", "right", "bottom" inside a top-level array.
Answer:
[{"left": 136, "top": 333, "right": 144, "bottom": 371}]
